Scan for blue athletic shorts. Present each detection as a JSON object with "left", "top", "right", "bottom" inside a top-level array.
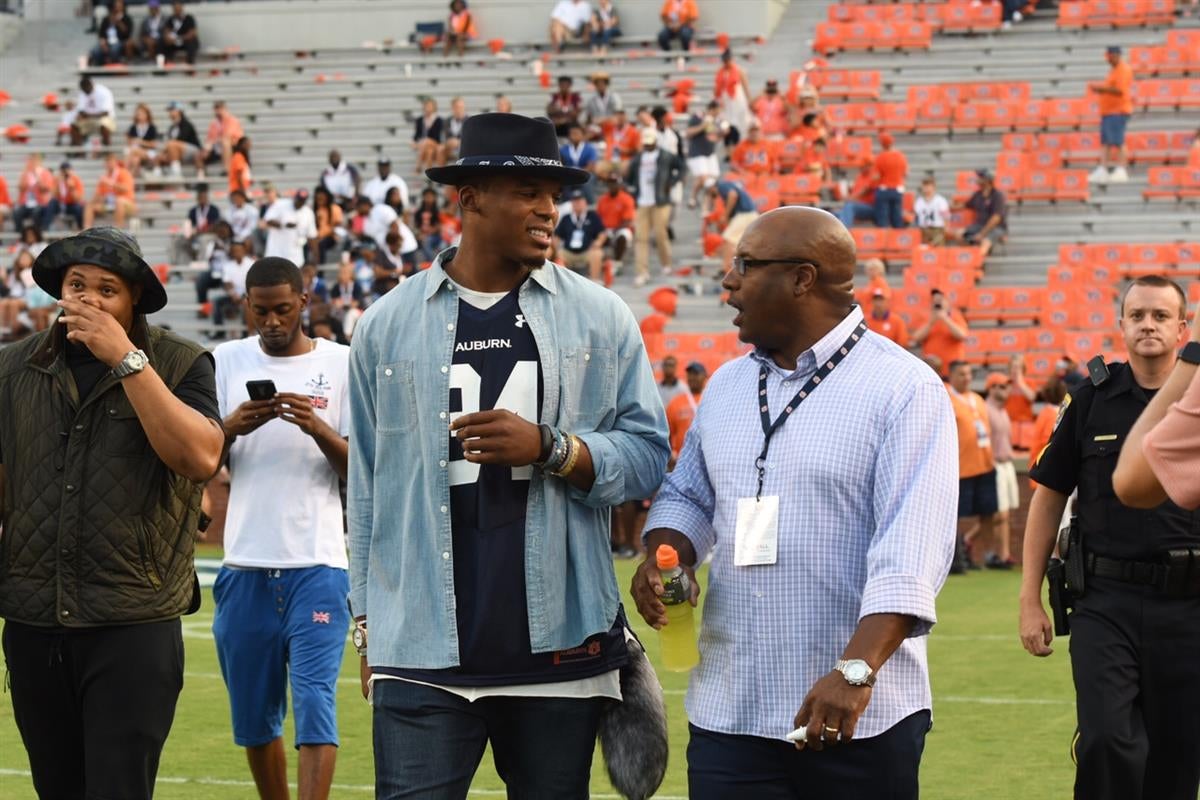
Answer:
[
  {"left": 212, "top": 565, "right": 350, "bottom": 748},
  {"left": 1100, "top": 113, "right": 1129, "bottom": 147}
]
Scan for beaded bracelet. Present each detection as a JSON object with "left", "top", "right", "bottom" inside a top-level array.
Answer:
[
  {"left": 551, "top": 434, "right": 582, "bottom": 478},
  {"left": 541, "top": 427, "right": 570, "bottom": 474}
]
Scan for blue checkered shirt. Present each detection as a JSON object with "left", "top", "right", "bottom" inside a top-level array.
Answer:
[{"left": 644, "top": 307, "right": 958, "bottom": 740}]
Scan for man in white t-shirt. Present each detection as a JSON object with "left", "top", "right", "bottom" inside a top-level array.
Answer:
[
  {"left": 362, "top": 157, "right": 409, "bottom": 209},
  {"left": 70, "top": 76, "right": 117, "bottom": 147},
  {"left": 263, "top": 190, "right": 318, "bottom": 267},
  {"left": 550, "top": 0, "right": 593, "bottom": 51},
  {"left": 212, "top": 257, "right": 351, "bottom": 800},
  {"left": 913, "top": 176, "right": 950, "bottom": 247}
]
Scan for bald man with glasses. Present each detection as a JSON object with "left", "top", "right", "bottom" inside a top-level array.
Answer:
[{"left": 632, "top": 207, "right": 958, "bottom": 799}]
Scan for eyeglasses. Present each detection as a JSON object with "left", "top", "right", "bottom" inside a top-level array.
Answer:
[{"left": 731, "top": 257, "right": 817, "bottom": 276}]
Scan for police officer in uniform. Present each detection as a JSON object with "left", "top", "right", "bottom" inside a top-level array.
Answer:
[{"left": 1018, "top": 275, "right": 1200, "bottom": 800}]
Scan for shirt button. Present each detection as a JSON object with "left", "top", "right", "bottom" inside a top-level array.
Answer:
[
  {"left": 108, "top": 408, "right": 116, "bottom": 416},
  {"left": 61, "top": 609, "right": 70, "bottom": 617},
  {"left": 440, "top": 505, "right": 448, "bottom": 513},
  {"left": 441, "top": 365, "right": 449, "bottom": 374},
  {"left": 439, "top": 411, "right": 447, "bottom": 420},
  {"left": 439, "top": 460, "right": 447, "bottom": 467},
  {"left": 584, "top": 353, "right": 590, "bottom": 361},
  {"left": 74, "top": 424, "right": 84, "bottom": 432},
  {"left": 447, "top": 323, "right": 454, "bottom": 331},
  {"left": 442, "top": 551, "right": 450, "bottom": 560},
  {"left": 65, "top": 484, "right": 76, "bottom": 492},
  {"left": 384, "top": 368, "right": 393, "bottom": 377}
]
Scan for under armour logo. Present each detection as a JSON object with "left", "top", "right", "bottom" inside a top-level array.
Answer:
[{"left": 514, "top": 314, "right": 526, "bottom": 329}]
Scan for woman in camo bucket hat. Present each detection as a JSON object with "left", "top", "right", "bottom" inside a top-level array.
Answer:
[{"left": 32, "top": 226, "right": 167, "bottom": 314}]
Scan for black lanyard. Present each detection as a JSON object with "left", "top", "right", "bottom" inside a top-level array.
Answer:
[{"left": 754, "top": 322, "right": 867, "bottom": 498}]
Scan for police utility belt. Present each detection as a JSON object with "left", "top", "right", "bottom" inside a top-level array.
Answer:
[{"left": 1084, "top": 550, "right": 1200, "bottom": 598}]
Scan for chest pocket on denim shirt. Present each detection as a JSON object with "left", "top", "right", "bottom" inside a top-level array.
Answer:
[
  {"left": 377, "top": 360, "right": 418, "bottom": 434},
  {"left": 560, "top": 347, "right": 614, "bottom": 427}
]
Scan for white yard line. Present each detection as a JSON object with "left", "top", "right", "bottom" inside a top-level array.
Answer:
[{"left": 0, "top": 768, "right": 686, "bottom": 799}]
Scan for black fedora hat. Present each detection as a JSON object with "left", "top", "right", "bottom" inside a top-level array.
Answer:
[
  {"left": 425, "top": 113, "right": 591, "bottom": 186},
  {"left": 33, "top": 226, "right": 167, "bottom": 314}
]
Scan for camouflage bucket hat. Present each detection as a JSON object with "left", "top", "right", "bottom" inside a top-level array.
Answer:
[{"left": 32, "top": 227, "right": 166, "bottom": 314}]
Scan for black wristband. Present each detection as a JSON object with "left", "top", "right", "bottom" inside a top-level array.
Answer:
[
  {"left": 1180, "top": 341, "right": 1200, "bottom": 366},
  {"left": 535, "top": 423, "right": 554, "bottom": 465}
]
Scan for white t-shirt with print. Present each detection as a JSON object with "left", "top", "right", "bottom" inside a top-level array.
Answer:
[
  {"left": 914, "top": 193, "right": 950, "bottom": 229},
  {"left": 215, "top": 336, "right": 351, "bottom": 569},
  {"left": 263, "top": 199, "right": 318, "bottom": 266}
]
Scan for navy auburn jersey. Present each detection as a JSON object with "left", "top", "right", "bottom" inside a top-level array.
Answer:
[{"left": 378, "top": 280, "right": 626, "bottom": 686}]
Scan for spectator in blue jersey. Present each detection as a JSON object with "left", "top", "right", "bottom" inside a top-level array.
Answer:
[
  {"left": 554, "top": 187, "right": 608, "bottom": 280},
  {"left": 347, "top": 113, "right": 669, "bottom": 799},
  {"left": 702, "top": 175, "right": 758, "bottom": 275},
  {"left": 560, "top": 123, "right": 600, "bottom": 201}
]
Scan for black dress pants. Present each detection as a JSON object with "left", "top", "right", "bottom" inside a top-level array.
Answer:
[
  {"left": 1069, "top": 576, "right": 1200, "bottom": 800},
  {"left": 2, "top": 619, "right": 185, "bottom": 800}
]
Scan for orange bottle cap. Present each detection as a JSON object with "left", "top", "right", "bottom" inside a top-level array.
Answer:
[{"left": 656, "top": 544, "right": 679, "bottom": 570}]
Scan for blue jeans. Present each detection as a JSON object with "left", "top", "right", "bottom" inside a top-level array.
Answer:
[
  {"left": 371, "top": 679, "right": 608, "bottom": 799},
  {"left": 658, "top": 25, "right": 694, "bottom": 50},
  {"left": 47, "top": 199, "right": 83, "bottom": 230},
  {"left": 594, "top": 26, "right": 622, "bottom": 47},
  {"left": 687, "top": 711, "right": 931, "bottom": 800},
  {"left": 873, "top": 188, "right": 905, "bottom": 229},
  {"left": 838, "top": 201, "right": 875, "bottom": 229}
]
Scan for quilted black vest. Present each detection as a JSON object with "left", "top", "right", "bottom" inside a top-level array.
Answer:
[{"left": 0, "top": 319, "right": 209, "bottom": 626}]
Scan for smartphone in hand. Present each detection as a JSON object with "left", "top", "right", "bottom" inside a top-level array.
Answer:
[{"left": 246, "top": 379, "right": 278, "bottom": 402}]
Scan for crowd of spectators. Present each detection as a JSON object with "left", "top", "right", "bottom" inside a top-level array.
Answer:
[{"left": 89, "top": 0, "right": 200, "bottom": 67}]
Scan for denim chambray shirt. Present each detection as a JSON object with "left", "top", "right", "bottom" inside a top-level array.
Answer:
[{"left": 347, "top": 250, "right": 669, "bottom": 669}]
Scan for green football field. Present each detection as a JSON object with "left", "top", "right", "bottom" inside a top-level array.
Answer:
[{"left": 0, "top": 556, "right": 1077, "bottom": 799}]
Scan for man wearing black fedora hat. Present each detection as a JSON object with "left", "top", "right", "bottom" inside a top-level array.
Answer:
[
  {"left": 0, "top": 226, "right": 226, "bottom": 799},
  {"left": 347, "top": 113, "right": 670, "bottom": 799}
]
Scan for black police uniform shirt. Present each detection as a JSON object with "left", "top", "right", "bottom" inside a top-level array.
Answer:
[
  {"left": 1030, "top": 361, "right": 1200, "bottom": 561},
  {"left": 377, "top": 274, "right": 625, "bottom": 687},
  {"left": 554, "top": 210, "right": 606, "bottom": 254}
]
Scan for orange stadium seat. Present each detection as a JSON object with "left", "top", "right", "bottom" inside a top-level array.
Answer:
[
  {"left": 1058, "top": 243, "right": 1090, "bottom": 269},
  {"left": 1000, "top": 287, "right": 1044, "bottom": 323},
  {"left": 911, "top": 99, "right": 952, "bottom": 132},
  {"left": 996, "top": 150, "right": 1027, "bottom": 173},
  {"left": 1190, "top": 282, "right": 1200, "bottom": 309},
  {"left": 1003, "top": 132, "right": 1038, "bottom": 151},
  {"left": 827, "top": 136, "right": 873, "bottom": 168},
  {"left": 1012, "top": 99, "right": 1048, "bottom": 130},
  {"left": 1143, "top": 166, "right": 1200, "bottom": 200},
  {"left": 1177, "top": 242, "right": 1200, "bottom": 272},
  {"left": 1030, "top": 327, "right": 1067, "bottom": 353},
  {"left": 749, "top": 190, "right": 781, "bottom": 212},
  {"left": 1157, "top": 43, "right": 1200, "bottom": 76},
  {"left": 1127, "top": 243, "right": 1179, "bottom": 277},
  {"left": 775, "top": 140, "right": 807, "bottom": 173},
  {"left": 939, "top": 0, "right": 1002, "bottom": 32},
  {"left": 1044, "top": 98, "right": 1087, "bottom": 130},
  {"left": 1065, "top": 331, "right": 1111, "bottom": 362},
  {"left": 854, "top": 228, "right": 889, "bottom": 260},
  {"left": 808, "top": 69, "right": 882, "bottom": 101},
  {"left": 1054, "top": 170, "right": 1091, "bottom": 202},
  {"left": 1087, "top": 243, "right": 1132, "bottom": 270},
  {"left": 1057, "top": 1, "right": 1089, "bottom": 27},
  {"left": 964, "top": 287, "right": 1004, "bottom": 323},
  {"left": 1062, "top": 132, "right": 1103, "bottom": 165},
  {"left": 780, "top": 173, "right": 821, "bottom": 205},
  {"left": 1144, "top": 0, "right": 1178, "bottom": 24}
]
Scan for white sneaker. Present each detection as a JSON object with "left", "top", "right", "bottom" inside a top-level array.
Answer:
[
  {"left": 1013, "top": 10, "right": 1023, "bottom": 22},
  {"left": 661, "top": 265, "right": 674, "bottom": 276},
  {"left": 1108, "top": 166, "right": 1129, "bottom": 183},
  {"left": 633, "top": 275, "right": 648, "bottom": 288},
  {"left": 149, "top": 165, "right": 163, "bottom": 178},
  {"left": 170, "top": 160, "right": 182, "bottom": 177},
  {"left": 1089, "top": 166, "right": 1109, "bottom": 184}
]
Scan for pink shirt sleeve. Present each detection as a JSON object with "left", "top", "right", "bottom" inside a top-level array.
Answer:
[{"left": 1142, "top": 368, "right": 1200, "bottom": 510}]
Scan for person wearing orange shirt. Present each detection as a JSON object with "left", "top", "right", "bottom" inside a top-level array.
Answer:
[
  {"left": 714, "top": 49, "right": 751, "bottom": 138},
  {"left": 444, "top": 0, "right": 477, "bottom": 57},
  {"left": 13, "top": 154, "right": 57, "bottom": 234},
  {"left": 853, "top": 257, "right": 890, "bottom": 308},
  {"left": 665, "top": 361, "right": 706, "bottom": 464},
  {"left": 838, "top": 157, "right": 878, "bottom": 229},
  {"left": 731, "top": 120, "right": 776, "bottom": 175},
  {"left": 1088, "top": 45, "right": 1135, "bottom": 184},
  {"left": 606, "top": 108, "right": 642, "bottom": 165},
  {"left": 0, "top": 174, "right": 11, "bottom": 231},
  {"left": 227, "top": 136, "right": 253, "bottom": 196},
  {"left": 84, "top": 152, "right": 137, "bottom": 229},
  {"left": 910, "top": 289, "right": 967, "bottom": 377},
  {"left": 865, "top": 289, "right": 908, "bottom": 347},
  {"left": 49, "top": 161, "right": 86, "bottom": 231},
  {"left": 872, "top": 132, "right": 908, "bottom": 228},
  {"left": 1004, "top": 354, "right": 1037, "bottom": 424},
  {"left": 196, "top": 100, "right": 244, "bottom": 179},
  {"left": 1027, "top": 377, "right": 1067, "bottom": 487},
  {"left": 947, "top": 361, "right": 999, "bottom": 573},
  {"left": 597, "top": 175, "right": 636, "bottom": 263},
  {"left": 751, "top": 80, "right": 789, "bottom": 140},
  {"left": 658, "top": 0, "right": 698, "bottom": 51}
]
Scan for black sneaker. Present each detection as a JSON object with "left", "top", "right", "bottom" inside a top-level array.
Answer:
[{"left": 985, "top": 554, "right": 1015, "bottom": 570}]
